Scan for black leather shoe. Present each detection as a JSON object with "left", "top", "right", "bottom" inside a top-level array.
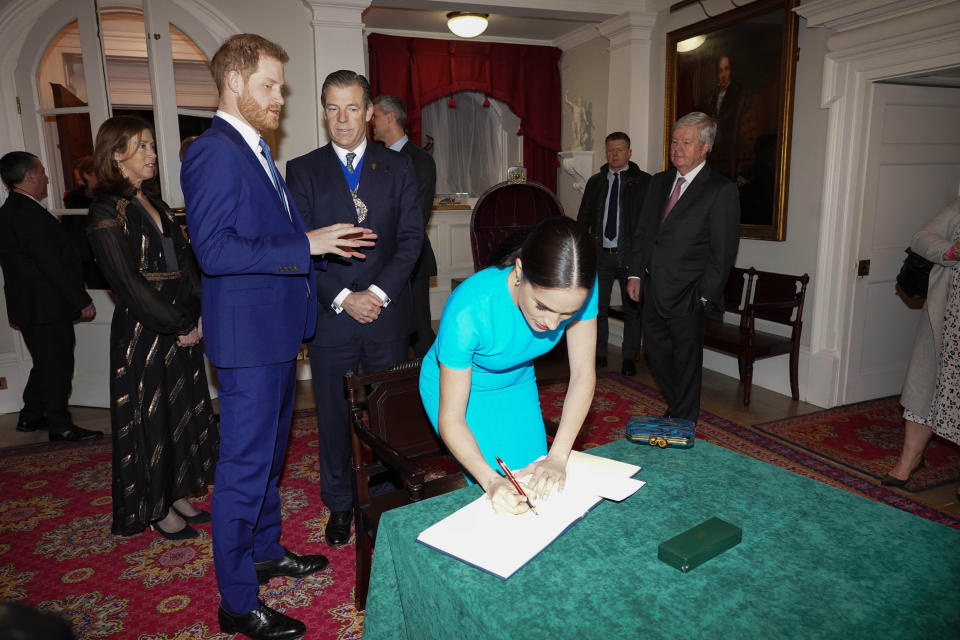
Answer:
[
  {"left": 595, "top": 356, "right": 608, "bottom": 368},
  {"left": 254, "top": 549, "right": 329, "bottom": 585},
  {"left": 324, "top": 510, "right": 352, "bottom": 547},
  {"left": 880, "top": 456, "right": 925, "bottom": 486},
  {"left": 151, "top": 522, "right": 200, "bottom": 541},
  {"left": 171, "top": 504, "right": 211, "bottom": 524},
  {"left": 49, "top": 425, "right": 103, "bottom": 442},
  {"left": 621, "top": 359, "right": 637, "bottom": 376},
  {"left": 218, "top": 602, "right": 305, "bottom": 640},
  {"left": 16, "top": 417, "right": 47, "bottom": 432}
]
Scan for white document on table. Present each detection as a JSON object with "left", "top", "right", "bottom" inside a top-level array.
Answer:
[{"left": 415, "top": 450, "right": 645, "bottom": 579}]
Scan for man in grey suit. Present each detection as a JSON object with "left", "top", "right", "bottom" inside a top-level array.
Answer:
[
  {"left": 626, "top": 112, "right": 740, "bottom": 422},
  {"left": 372, "top": 94, "right": 438, "bottom": 357}
]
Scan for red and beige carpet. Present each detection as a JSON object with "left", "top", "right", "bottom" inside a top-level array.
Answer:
[{"left": 2, "top": 373, "right": 958, "bottom": 638}]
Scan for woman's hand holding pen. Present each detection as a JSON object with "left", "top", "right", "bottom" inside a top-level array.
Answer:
[
  {"left": 484, "top": 476, "right": 534, "bottom": 515},
  {"left": 519, "top": 454, "right": 567, "bottom": 501}
]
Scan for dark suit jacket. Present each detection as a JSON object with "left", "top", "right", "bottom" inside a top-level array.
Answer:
[
  {"left": 286, "top": 142, "right": 423, "bottom": 347},
  {"left": 181, "top": 116, "right": 316, "bottom": 368},
  {"left": 400, "top": 140, "right": 437, "bottom": 280},
  {"left": 577, "top": 160, "right": 651, "bottom": 270},
  {"left": 0, "top": 192, "right": 91, "bottom": 326},
  {"left": 630, "top": 163, "right": 740, "bottom": 318}
]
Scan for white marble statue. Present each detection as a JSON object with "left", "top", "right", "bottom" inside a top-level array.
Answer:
[{"left": 564, "top": 93, "right": 591, "bottom": 151}]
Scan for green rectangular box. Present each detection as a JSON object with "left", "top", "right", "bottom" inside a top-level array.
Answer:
[{"left": 658, "top": 517, "right": 742, "bottom": 573}]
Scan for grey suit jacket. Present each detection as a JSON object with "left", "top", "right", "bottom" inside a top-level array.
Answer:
[{"left": 400, "top": 140, "right": 437, "bottom": 279}]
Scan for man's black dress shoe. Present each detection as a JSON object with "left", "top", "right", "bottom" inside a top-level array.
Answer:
[
  {"left": 324, "top": 510, "right": 352, "bottom": 547},
  {"left": 596, "top": 356, "right": 608, "bottom": 369},
  {"left": 621, "top": 358, "right": 637, "bottom": 376},
  {"left": 49, "top": 425, "right": 103, "bottom": 442},
  {"left": 218, "top": 601, "right": 305, "bottom": 640},
  {"left": 16, "top": 417, "right": 47, "bottom": 432},
  {"left": 254, "top": 549, "right": 329, "bottom": 584}
]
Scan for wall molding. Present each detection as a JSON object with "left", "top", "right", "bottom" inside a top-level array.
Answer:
[{"left": 796, "top": 0, "right": 960, "bottom": 407}]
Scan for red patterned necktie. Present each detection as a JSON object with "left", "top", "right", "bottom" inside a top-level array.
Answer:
[{"left": 662, "top": 176, "right": 686, "bottom": 221}]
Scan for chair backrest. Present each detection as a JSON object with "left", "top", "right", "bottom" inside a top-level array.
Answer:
[
  {"left": 751, "top": 270, "right": 810, "bottom": 331},
  {"left": 346, "top": 359, "right": 444, "bottom": 463},
  {"left": 470, "top": 180, "right": 564, "bottom": 271},
  {"left": 723, "top": 266, "right": 756, "bottom": 314}
]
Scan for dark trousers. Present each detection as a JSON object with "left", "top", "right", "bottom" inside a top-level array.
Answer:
[
  {"left": 212, "top": 361, "right": 296, "bottom": 614},
  {"left": 410, "top": 276, "right": 435, "bottom": 358},
  {"left": 19, "top": 321, "right": 75, "bottom": 428},
  {"left": 596, "top": 249, "right": 641, "bottom": 360},
  {"left": 308, "top": 337, "right": 407, "bottom": 512},
  {"left": 641, "top": 292, "right": 706, "bottom": 422}
]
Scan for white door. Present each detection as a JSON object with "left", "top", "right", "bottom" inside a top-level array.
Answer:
[
  {"left": 843, "top": 83, "right": 960, "bottom": 403},
  {"left": 1, "top": 0, "right": 217, "bottom": 413}
]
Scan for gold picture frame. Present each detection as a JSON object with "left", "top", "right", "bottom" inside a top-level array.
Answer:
[{"left": 666, "top": 0, "right": 799, "bottom": 241}]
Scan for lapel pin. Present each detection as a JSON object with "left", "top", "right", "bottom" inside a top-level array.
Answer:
[{"left": 371, "top": 163, "right": 377, "bottom": 170}]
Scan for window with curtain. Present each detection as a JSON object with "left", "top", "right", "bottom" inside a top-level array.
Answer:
[{"left": 420, "top": 92, "right": 522, "bottom": 197}]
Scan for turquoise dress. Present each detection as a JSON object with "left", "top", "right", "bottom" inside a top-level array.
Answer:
[{"left": 419, "top": 267, "right": 599, "bottom": 479}]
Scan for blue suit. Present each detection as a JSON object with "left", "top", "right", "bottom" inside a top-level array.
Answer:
[
  {"left": 182, "top": 116, "right": 315, "bottom": 614},
  {"left": 287, "top": 142, "right": 422, "bottom": 511}
]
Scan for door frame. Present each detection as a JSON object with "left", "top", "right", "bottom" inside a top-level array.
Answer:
[
  {"left": 0, "top": 0, "right": 237, "bottom": 413},
  {"left": 796, "top": 0, "right": 960, "bottom": 408}
]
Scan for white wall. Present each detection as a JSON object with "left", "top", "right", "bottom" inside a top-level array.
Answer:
[
  {"left": 558, "top": 36, "right": 610, "bottom": 218},
  {"left": 205, "top": 0, "right": 320, "bottom": 170}
]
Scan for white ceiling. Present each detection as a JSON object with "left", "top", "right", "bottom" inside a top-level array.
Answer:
[{"left": 362, "top": 0, "right": 641, "bottom": 44}]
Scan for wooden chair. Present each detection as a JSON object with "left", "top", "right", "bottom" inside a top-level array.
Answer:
[
  {"left": 703, "top": 267, "right": 809, "bottom": 405},
  {"left": 470, "top": 179, "right": 563, "bottom": 271},
  {"left": 346, "top": 359, "right": 465, "bottom": 611}
]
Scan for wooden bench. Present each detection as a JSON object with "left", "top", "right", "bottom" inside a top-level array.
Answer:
[
  {"left": 610, "top": 268, "right": 809, "bottom": 405},
  {"left": 704, "top": 267, "right": 809, "bottom": 405}
]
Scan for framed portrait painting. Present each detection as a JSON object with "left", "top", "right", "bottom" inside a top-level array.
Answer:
[{"left": 666, "top": 0, "right": 799, "bottom": 241}]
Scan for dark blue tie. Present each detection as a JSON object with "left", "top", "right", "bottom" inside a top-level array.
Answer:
[
  {"left": 604, "top": 171, "right": 619, "bottom": 241},
  {"left": 259, "top": 137, "right": 290, "bottom": 220}
]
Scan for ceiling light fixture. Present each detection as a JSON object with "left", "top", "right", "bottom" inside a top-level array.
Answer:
[{"left": 446, "top": 12, "right": 489, "bottom": 39}]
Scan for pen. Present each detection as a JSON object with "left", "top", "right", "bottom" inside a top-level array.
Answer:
[{"left": 495, "top": 456, "right": 539, "bottom": 515}]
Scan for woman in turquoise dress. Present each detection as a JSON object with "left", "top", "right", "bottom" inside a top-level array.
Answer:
[{"left": 420, "top": 216, "right": 598, "bottom": 515}]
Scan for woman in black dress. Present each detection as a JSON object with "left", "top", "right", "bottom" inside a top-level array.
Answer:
[{"left": 87, "top": 116, "right": 218, "bottom": 539}]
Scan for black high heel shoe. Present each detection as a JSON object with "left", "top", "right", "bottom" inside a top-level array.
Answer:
[
  {"left": 880, "top": 455, "right": 925, "bottom": 487},
  {"left": 171, "top": 504, "right": 211, "bottom": 525},
  {"left": 150, "top": 521, "right": 200, "bottom": 540}
]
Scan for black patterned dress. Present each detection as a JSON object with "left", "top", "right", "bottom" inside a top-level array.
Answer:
[{"left": 87, "top": 192, "right": 218, "bottom": 535}]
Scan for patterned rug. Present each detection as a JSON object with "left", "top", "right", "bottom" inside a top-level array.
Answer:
[
  {"left": 0, "top": 411, "right": 363, "bottom": 640},
  {"left": 752, "top": 397, "right": 960, "bottom": 492},
  {"left": 539, "top": 374, "right": 960, "bottom": 530},
  {"left": 3, "top": 374, "right": 959, "bottom": 639}
]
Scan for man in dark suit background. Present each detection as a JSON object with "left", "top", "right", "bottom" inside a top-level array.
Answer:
[
  {"left": 576, "top": 132, "right": 650, "bottom": 376},
  {"left": 287, "top": 71, "right": 422, "bottom": 548},
  {"left": 626, "top": 112, "right": 740, "bottom": 422},
  {"left": 0, "top": 152, "right": 101, "bottom": 442},
  {"left": 371, "top": 94, "right": 437, "bottom": 358},
  {"left": 182, "top": 35, "right": 373, "bottom": 640}
]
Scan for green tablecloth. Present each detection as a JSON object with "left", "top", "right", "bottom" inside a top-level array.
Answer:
[{"left": 363, "top": 439, "right": 960, "bottom": 639}]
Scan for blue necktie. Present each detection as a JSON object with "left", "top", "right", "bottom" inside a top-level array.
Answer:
[
  {"left": 259, "top": 137, "right": 290, "bottom": 220},
  {"left": 604, "top": 171, "right": 619, "bottom": 242}
]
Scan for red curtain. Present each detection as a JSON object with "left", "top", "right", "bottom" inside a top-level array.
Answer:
[{"left": 367, "top": 33, "right": 562, "bottom": 192}]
